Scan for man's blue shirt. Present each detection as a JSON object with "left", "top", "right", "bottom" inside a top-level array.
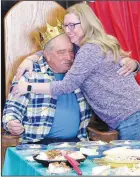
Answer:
[{"left": 46, "top": 73, "right": 80, "bottom": 139}]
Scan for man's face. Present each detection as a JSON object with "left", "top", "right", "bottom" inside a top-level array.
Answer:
[{"left": 44, "top": 34, "right": 74, "bottom": 73}]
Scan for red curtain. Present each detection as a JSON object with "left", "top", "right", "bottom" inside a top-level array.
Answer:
[{"left": 90, "top": 1, "right": 140, "bottom": 84}]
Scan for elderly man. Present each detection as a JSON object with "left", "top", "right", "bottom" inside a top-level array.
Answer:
[{"left": 2, "top": 23, "right": 93, "bottom": 144}]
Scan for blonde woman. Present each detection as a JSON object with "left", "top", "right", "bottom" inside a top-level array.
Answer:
[{"left": 13, "top": 3, "right": 140, "bottom": 140}]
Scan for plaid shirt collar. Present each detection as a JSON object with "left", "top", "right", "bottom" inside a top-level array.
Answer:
[{"left": 37, "top": 56, "right": 54, "bottom": 76}]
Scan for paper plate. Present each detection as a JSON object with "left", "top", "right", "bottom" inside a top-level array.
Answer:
[
  {"left": 86, "top": 154, "right": 104, "bottom": 160},
  {"left": 76, "top": 141, "right": 108, "bottom": 147},
  {"left": 80, "top": 147, "right": 104, "bottom": 159},
  {"left": 104, "top": 161, "right": 140, "bottom": 168},
  {"left": 16, "top": 144, "right": 47, "bottom": 150},
  {"left": 94, "top": 158, "right": 140, "bottom": 168},
  {"left": 47, "top": 142, "right": 77, "bottom": 150},
  {"left": 109, "top": 140, "right": 140, "bottom": 146}
]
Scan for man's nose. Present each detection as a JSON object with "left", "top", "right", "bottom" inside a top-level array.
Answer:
[{"left": 65, "top": 52, "right": 73, "bottom": 60}]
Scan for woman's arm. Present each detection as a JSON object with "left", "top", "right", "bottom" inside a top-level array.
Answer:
[
  {"left": 16, "top": 50, "right": 43, "bottom": 79},
  {"left": 12, "top": 45, "right": 140, "bottom": 96},
  {"left": 12, "top": 82, "right": 51, "bottom": 96},
  {"left": 12, "top": 44, "right": 101, "bottom": 96},
  {"left": 50, "top": 44, "right": 101, "bottom": 96}
]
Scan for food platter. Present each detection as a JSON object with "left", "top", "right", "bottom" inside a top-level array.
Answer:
[
  {"left": 100, "top": 145, "right": 140, "bottom": 168},
  {"left": 33, "top": 149, "right": 86, "bottom": 167},
  {"left": 33, "top": 155, "right": 86, "bottom": 167},
  {"left": 103, "top": 146, "right": 140, "bottom": 156},
  {"left": 47, "top": 162, "right": 72, "bottom": 174},
  {"left": 91, "top": 163, "right": 140, "bottom": 175}
]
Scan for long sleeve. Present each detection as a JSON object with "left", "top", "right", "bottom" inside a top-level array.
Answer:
[
  {"left": 35, "top": 50, "right": 43, "bottom": 57},
  {"left": 2, "top": 75, "right": 30, "bottom": 131},
  {"left": 51, "top": 43, "right": 104, "bottom": 96}
]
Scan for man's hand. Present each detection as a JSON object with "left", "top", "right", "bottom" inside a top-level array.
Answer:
[
  {"left": 117, "top": 57, "right": 138, "bottom": 76},
  {"left": 16, "top": 58, "right": 33, "bottom": 80},
  {"left": 7, "top": 120, "right": 24, "bottom": 135},
  {"left": 12, "top": 81, "right": 29, "bottom": 97}
]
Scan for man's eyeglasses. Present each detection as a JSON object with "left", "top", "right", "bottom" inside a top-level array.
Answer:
[{"left": 62, "top": 23, "right": 81, "bottom": 30}]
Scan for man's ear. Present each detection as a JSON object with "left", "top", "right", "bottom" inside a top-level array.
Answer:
[{"left": 44, "top": 50, "right": 51, "bottom": 61}]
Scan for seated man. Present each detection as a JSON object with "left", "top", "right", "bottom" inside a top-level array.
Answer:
[{"left": 2, "top": 23, "right": 93, "bottom": 144}]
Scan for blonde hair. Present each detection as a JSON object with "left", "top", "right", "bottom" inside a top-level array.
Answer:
[{"left": 66, "top": 3, "right": 130, "bottom": 62}]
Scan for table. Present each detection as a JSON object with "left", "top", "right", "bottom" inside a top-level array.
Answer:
[{"left": 2, "top": 147, "right": 96, "bottom": 176}]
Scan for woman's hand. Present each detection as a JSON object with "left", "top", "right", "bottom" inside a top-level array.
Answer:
[
  {"left": 12, "top": 81, "right": 51, "bottom": 96},
  {"left": 16, "top": 54, "right": 40, "bottom": 80},
  {"left": 16, "top": 58, "right": 33, "bottom": 80},
  {"left": 117, "top": 57, "right": 138, "bottom": 76},
  {"left": 12, "top": 81, "right": 29, "bottom": 97}
]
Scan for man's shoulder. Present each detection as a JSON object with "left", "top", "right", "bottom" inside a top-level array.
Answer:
[
  {"left": 31, "top": 56, "right": 49, "bottom": 74},
  {"left": 33, "top": 56, "right": 45, "bottom": 71},
  {"left": 23, "top": 57, "right": 52, "bottom": 82}
]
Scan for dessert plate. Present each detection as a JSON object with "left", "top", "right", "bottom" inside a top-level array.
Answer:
[{"left": 16, "top": 144, "right": 47, "bottom": 150}]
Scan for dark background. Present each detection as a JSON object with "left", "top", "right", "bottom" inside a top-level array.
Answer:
[{"left": 1, "top": 1, "right": 81, "bottom": 110}]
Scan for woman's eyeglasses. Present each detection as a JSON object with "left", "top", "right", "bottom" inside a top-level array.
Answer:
[{"left": 62, "top": 23, "right": 81, "bottom": 30}]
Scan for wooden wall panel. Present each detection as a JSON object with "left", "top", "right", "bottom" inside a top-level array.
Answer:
[{"left": 4, "top": 1, "right": 66, "bottom": 98}]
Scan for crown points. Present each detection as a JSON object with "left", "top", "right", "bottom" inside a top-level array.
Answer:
[{"left": 36, "top": 20, "right": 64, "bottom": 49}]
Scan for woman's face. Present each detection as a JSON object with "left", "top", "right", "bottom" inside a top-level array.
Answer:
[{"left": 64, "top": 13, "right": 84, "bottom": 46}]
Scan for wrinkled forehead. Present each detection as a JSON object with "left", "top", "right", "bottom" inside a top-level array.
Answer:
[{"left": 64, "top": 13, "right": 80, "bottom": 24}]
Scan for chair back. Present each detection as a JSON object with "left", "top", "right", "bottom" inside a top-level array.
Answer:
[{"left": 4, "top": 1, "right": 66, "bottom": 98}]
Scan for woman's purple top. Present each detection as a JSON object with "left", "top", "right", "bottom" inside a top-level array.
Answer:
[{"left": 51, "top": 43, "right": 140, "bottom": 129}]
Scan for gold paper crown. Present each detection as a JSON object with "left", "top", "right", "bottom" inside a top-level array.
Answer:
[{"left": 37, "top": 19, "right": 64, "bottom": 49}]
